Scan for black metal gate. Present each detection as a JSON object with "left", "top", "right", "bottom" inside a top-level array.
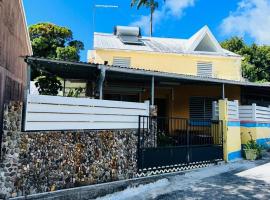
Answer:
[{"left": 138, "top": 116, "right": 223, "bottom": 172}]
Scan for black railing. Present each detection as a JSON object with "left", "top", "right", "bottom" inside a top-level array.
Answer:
[
  {"left": 138, "top": 116, "right": 224, "bottom": 170},
  {"left": 139, "top": 116, "right": 223, "bottom": 148}
]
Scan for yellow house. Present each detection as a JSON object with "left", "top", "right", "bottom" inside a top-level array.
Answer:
[
  {"left": 89, "top": 26, "right": 242, "bottom": 81},
  {"left": 86, "top": 26, "right": 270, "bottom": 161},
  {"left": 88, "top": 25, "right": 248, "bottom": 120}
]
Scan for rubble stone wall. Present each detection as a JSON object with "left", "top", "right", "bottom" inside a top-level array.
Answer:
[{"left": 0, "top": 102, "right": 138, "bottom": 198}]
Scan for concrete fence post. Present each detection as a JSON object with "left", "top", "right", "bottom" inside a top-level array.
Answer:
[
  {"left": 218, "top": 99, "right": 228, "bottom": 161},
  {"left": 219, "top": 99, "right": 241, "bottom": 162}
]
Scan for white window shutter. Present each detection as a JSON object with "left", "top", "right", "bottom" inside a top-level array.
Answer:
[
  {"left": 197, "top": 62, "right": 213, "bottom": 77},
  {"left": 113, "top": 57, "right": 131, "bottom": 68}
]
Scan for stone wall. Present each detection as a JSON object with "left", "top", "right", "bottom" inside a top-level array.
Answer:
[{"left": 0, "top": 102, "right": 138, "bottom": 199}]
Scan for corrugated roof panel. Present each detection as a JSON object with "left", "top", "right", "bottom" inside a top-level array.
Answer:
[{"left": 94, "top": 31, "right": 240, "bottom": 57}]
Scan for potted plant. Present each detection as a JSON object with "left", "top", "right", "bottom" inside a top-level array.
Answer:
[{"left": 243, "top": 133, "right": 263, "bottom": 160}]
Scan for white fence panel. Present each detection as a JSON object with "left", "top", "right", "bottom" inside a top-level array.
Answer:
[
  {"left": 228, "top": 100, "right": 239, "bottom": 120},
  {"left": 254, "top": 105, "right": 270, "bottom": 121},
  {"left": 239, "top": 105, "right": 253, "bottom": 121},
  {"left": 212, "top": 101, "right": 219, "bottom": 120},
  {"left": 24, "top": 95, "right": 150, "bottom": 131},
  {"left": 239, "top": 104, "right": 270, "bottom": 121},
  {"left": 212, "top": 100, "right": 239, "bottom": 120}
]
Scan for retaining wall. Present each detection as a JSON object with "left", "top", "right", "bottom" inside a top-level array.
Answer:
[{"left": 0, "top": 102, "right": 138, "bottom": 199}]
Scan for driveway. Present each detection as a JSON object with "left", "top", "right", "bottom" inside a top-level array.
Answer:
[{"left": 97, "top": 153, "right": 270, "bottom": 200}]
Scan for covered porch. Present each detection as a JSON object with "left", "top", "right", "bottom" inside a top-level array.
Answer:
[
  {"left": 24, "top": 57, "right": 270, "bottom": 146},
  {"left": 24, "top": 56, "right": 265, "bottom": 120},
  {"left": 23, "top": 57, "right": 270, "bottom": 164},
  {"left": 24, "top": 57, "right": 270, "bottom": 135}
]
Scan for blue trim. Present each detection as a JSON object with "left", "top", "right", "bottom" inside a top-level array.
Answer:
[
  {"left": 256, "top": 138, "right": 270, "bottom": 146},
  {"left": 226, "top": 121, "right": 270, "bottom": 128},
  {"left": 227, "top": 121, "right": 240, "bottom": 127},
  {"left": 240, "top": 122, "right": 270, "bottom": 128},
  {"left": 189, "top": 120, "right": 211, "bottom": 126},
  {"left": 228, "top": 150, "right": 242, "bottom": 161}
]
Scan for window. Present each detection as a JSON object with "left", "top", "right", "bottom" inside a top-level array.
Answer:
[
  {"left": 189, "top": 97, "right": 216, "bottom": 120},
  {"left": 113, "top": 57, "right": 131, "bottom": 68},
  {"left": 197, "top": 62, "right": 213, "bottom": 77}
]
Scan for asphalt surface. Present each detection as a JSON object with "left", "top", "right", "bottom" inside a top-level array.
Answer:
[
  {"left": 153, "top": 167, "right": 270, "bottom": 200},
  {"left": 98, "top": 152, "right": 270, "bottom": 200}
]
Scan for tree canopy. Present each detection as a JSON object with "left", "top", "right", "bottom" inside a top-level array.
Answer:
[
  {"left": 29, "top": 23, "right": 85, "bottom": 95},
  {"left": 221, "top": 37, "right": 270, "bottom": 82},
  {"left": 29, "top": 23, "right": 84, "bottom": 61}
]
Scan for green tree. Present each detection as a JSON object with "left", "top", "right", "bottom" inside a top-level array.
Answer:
[
  {"left": 220, "top": 37, "right": 246, "bottom": 55},
  {"left": 221, "top": 37, "right": 270, "bottom": 82},
  {"left": 131, "top": 0, "right": 162, "bottom": 37},
  {"left": 29, "top": 23, "right": 84, "bottom": 60},
  {"left": 29, "top": 23, "right": 84, "bottom": 95}
]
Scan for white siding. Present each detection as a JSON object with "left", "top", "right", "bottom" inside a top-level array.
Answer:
[{"left": 24, "top": 95, "right": 149, "bottom": 131}]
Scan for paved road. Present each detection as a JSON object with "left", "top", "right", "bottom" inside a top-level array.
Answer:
[
  {"left": 154, "top": 163, "right": 270, "bottom": 200},
  {"left": 98, "top": 153, "right": 270, "bottom": 200}
]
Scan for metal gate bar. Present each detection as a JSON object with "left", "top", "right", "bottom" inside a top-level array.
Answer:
[{"left": 138, "top": 116, "right": 223, "bottom": 171}]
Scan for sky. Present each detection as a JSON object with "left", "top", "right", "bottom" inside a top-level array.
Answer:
[{"left": 23, "top": 0, "right": 270, "bottom": 61}]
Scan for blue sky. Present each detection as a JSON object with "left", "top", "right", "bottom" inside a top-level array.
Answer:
[{"left": 23, "top": 0, "right": 270, "bottom": 61}]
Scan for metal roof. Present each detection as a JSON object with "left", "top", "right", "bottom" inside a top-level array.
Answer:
[
  {"left": 94, "top": 26, "right": 240, "bottom": 58},
  {"left": 25, "top": 56, "right": 270, "bottom": 88}
]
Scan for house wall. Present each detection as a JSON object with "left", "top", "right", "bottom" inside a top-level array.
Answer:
[
  {"left": 240, "top": 122, "right": 270, "bottom": 147},
  {"left": 141, "top": 84, "right": 241, "bottom": 119},
  {"left": 92, "top": 49, "right": 242, "bottom": 81}
]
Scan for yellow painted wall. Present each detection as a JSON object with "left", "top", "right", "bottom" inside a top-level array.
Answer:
[
  {"left": 140, "top": 84, "right": 240, "bottom": 119},
  {"left": 170, "top": 85, "right": 240, "bottom": 119},
  {"left": 240, "top": 125, "right": 270, "bottom": 146},
  {"left": 91, "top": 49, "right": 242, "bottom": 81},
  {"left": 241, "top": 127, "right": 256, "bottom": 144},
  {"left": 227, "top": 126, "right": 242, "bottom": 155},
  {"left": 218, "top": 99, "right": 242, "bottom": 161},
  {"left": 256, "top": 127, "right": 270, "bottom": 141}
]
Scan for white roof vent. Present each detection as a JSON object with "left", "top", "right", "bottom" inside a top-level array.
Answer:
[{"left": 114, "top": 26, "right": 143, "bottom": 45}]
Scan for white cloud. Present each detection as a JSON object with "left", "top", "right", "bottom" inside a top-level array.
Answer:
[
  {"left": 220, "top": 0, "right": 270, "bottom": 44},
  {"left": 130, "top": 0, "right": 195, "bottom": 35}
]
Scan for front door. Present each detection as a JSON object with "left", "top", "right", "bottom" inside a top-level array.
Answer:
[{"left": 155, "top": 98, "right": 168, "bottom": 132}]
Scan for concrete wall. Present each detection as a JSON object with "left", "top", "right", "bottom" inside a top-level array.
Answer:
[
  {"left": 241, "top": 122, "right": 270, "bottom": 147},
  {"left": 92, "top": 49, "right": 242, "bottom": 81},
  {"left": 0, "top": 102, "right": 138, "bottom": 199},
  {"left": 0, "top": 0, "right": 32, "bottom": 156}
]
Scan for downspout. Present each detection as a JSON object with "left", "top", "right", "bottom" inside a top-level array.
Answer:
[
  {"left": 151, "top": 76, "right": 155, "bottom": 106},
  {"left": 22, "top": 63, "right": 31, "bottom": 132},
  {"left": 97, "top": 65, "right": 106, "bottom": 99},
  {"left": 222, "top": 83, "right": 225, "bottom": 99}
]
